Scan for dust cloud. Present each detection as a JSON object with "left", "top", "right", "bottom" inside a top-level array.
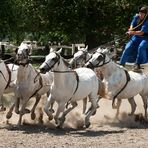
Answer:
[{"left": 1, "top": 94, "right": 147, "bottom": 129}]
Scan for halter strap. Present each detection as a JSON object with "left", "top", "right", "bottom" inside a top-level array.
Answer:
[
  {"left": 89, "top": 52, "right": 111, "bottom": 68},
  {"left": 29, "top": 72, "right": 43, "bottom": 98},
  {"left": 4, "top": 63, "right": 12, "bottom": 89},
  {"left": 112, "top": 69, "right": 130, "bottom": 107},
  {"left": 52, "top": 70, "right": 79, "bottom": 96}
]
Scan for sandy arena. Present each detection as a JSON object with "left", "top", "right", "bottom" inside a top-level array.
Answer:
[{"left": 0, "top": 91, "right": 148, "bottom": 148}]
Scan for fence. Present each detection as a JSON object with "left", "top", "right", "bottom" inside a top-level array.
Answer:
[{"left": 0, "top": 42, "right": 85, "bottom": 61}]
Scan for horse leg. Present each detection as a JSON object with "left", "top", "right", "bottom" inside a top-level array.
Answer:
[
  {"left": 54, "top": 102, "right": 65, "bottom": 127},
  {"left": 30, "top": 94, "right": 41, "bottom": 120},
  {"left": 85, "top": 96, "right": 98, "bottom": 128},
  {"left": 17, "top": 99, "right": 30, "bottom": 125},
  {"left": 6, "top": 103, "right": 15, "bottom": 119},
  {"left": 49, "top": 99, "right": 55, "bottom": 114},
  {"left": 85, "top": 96, "right": 100, "bottom": 115},
  {"left": 140, "top": 95, "right": 148, "bottom": 118},
  {"left": 115, "top": 99, "right": 122, "bottom": 118},
  {"left": 0, "top": 96, "right": 6, "bottom": 111},
  {"left": 44, "top": 94, "right": 54, "bottom": 120},
  {"left": 83, "top": 97, "right": 87, "bottom": 114},
  {"left": 14, "top": 97, "right": 20, "bottom": 114},
  {"left": 58, "top": 102, "right": 78, "bottom": 128},
  {"left": 46, "top": 91, "right": 55, "bottom": 113},
  {"left": 127, "top": 97, "right": 137, "bottom": 116}
]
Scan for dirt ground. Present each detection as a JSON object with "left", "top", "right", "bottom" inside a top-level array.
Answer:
[{"left": 0, "top": 92, "right": 148, "bottom": 148}]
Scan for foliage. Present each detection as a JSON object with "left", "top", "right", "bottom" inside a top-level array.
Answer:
[{"left": 0, "top": 0, "right": 147, "bottom": 48}]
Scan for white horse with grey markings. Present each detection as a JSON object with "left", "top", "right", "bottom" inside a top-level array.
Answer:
[
  {"left": 0, "top": 61, "right": 18, "bottom": 111},
  {"left": 85, "top": 48, "right": 148, "bottom": 118},
  {"left": 39, "top": 49, "right": 107, "bottom": 128},
  {"left": 6, "top": 42, "right": 53, "bottom": 125},
  {"left": 70, "top": 46, "right": 138, "bottom": 117}
]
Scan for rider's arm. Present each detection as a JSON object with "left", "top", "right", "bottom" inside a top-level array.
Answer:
[
  {"left": 128, "top": 14, "right": 139, "bottom": 31},
  {"left": 126, "top": 30, "right": 144, "bottom": 36},
  {"left": 127, "top": 19, "right": 148, "bottom": 36}
]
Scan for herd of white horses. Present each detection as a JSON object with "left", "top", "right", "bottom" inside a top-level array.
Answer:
[{"left": 0, "top": 42, "right": 148, "bottom": 128}]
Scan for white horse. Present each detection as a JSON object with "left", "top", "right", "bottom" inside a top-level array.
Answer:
[
  {"left": 69, "top": 46, "right": 103, "bottom": 79},
  {"left": 6, "top": 43, "right": 53, "bottom": 125},
  {"left": 85, "top": 48, "right": 148, "bottom": 118},
  {"left": 39, "top": 49, "right": 106, "bottom": 128},
  {"left": 69, "top": 46, "right": 91, "bottom": 68},
  {"left": 70, "top": 46, "right": 129, "bottom": 117},
  {"left": 0, "top": 61, "right": 15, "bottom": 111},
  {"left": 69, "top": 46, "right": 104, "bottom": 114},
  {"left": 0, "top": 63, "right": 18, "bottom": 110}
]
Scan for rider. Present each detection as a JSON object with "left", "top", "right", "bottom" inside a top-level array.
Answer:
[{"left": 120, "top": 6, "right": 148, "bottom": 72}]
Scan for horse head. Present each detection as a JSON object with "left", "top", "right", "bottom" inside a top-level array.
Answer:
[
  {"left": 39, "top": 49, "right": 62, "bottom": 74},
  {"left": 69, "top": 45, "right": 88, "bottom": 68},
  {"left": 85, "top": 48, "right": 111, "bottom": 69},
  {"left": 16, "top": 42, "right": 32, "bottom": 65}
]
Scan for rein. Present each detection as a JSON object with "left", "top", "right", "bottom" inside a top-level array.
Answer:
[
  {"left": 0, "top": 63, "right": 11, "bottom": 89},
  {"left": 29, "top": 69, "right": 43, "bottom": 98},
  {"left": 88, "top": 52, "right": 111, "bottom": 68},
  {"left": 112, "top": 69, "right": 131, "bottom": 107},
  {"left": 29, "top": 76, "right": 43, "bottom": 98},
  {"left": 4, "top": 63, "right": 11, "bottom": 89},
  {"left": 51, "top": 53, "right": 79, "bottom": 96},
  {"left": 52, "top": 70, "right": 79, "bottom": 96}
]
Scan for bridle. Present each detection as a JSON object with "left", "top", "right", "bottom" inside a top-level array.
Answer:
[
  {"left": 43, "top": 52, "right": 79, "bottom": 107},
  {"left": 16, "top": 48, "right": 30, "bottom": 66},
  {"left": 87, "top": 52, "right": 111, "bottom": 68},
  {"left": 44, "top": 52, "right": 60, "bottom": 71}
]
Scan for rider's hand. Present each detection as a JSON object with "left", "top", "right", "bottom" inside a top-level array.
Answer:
[{"left": 126, "top": 31, "right": 131, "bottom": 36}]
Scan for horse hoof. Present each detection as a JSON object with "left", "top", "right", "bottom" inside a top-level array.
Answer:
[
  {"left": 92, "top": 110, "right": 97, "bottom": 116},
  {"left": 59, "top": 117, "right": 65, "bottom": 123},
  {"left": 49, "top": 109, "right": 55, "bottom": 113},
  {"left": 85, "top": 122, "right": 90, "bottom": 128},
  {"left": 31, "top": 113, "right": 36, "bottom": 120},
  {"left": 48, "top": 115, "right": 53, "bottom": 121},
  {"left": 6, "top": 113, "right": 12, "bottom": 119},
  {"left": 56, "top": 124, "right": 62, "bottom": 129},
  {"left": 24, "top": 108, "right": 30, "bottom": 114},
  {"left": 15, "top": 110, "right": 20, "bottom": 114},
  {"left": 1, "top": 107, "right": 6, "bottom": 111},
  {"left": 128, "top": 113, "right": 133, "bottom": 116}
]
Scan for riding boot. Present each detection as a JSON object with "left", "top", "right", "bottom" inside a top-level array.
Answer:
[
  {"left": 119, "top": 64, "right": 125, "bottom": 68},
  {"left": 132, "top": 64, "right": 142, "bottom": 73}
]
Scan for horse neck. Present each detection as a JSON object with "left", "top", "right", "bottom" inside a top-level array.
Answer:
[
  {"left": 87, "top": 53, "right": 92, "bottom": 61},
  {"left": 100, "top": 61, "right": 120, "bottom": 79},
  {"left": 53, "top": 58, "right": 71, "bottom": 86},
  {"left": 0, "top": 61, "right": 9, "bottom": 79},
  {"left": 17, "top": 64, "right": 35, "bottom": 82},
  {"left": 80, "top": 52, "right": 91, "bottom": 67}
]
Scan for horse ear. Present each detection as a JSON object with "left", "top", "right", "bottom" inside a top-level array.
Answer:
[
  {"left": 15, "top": 48, "right": 18, "bottom": 54},
  {"left": 97, "top": 47, "right": 101, "bottom": 52},
  {"left": 57, "top": 48, "right": 62, "bottom": 54},
  {"left": 78, "top": 46, "right": 81, "bottom": 51},
  {"left": 50, "top": 48, "right": 55, "bottom": 52},
  {"left": 85, "top": 45, "right": 88, "bottom": 51},
  {"left": 103, "top": 48, "right": 109, "bottom": 54}
]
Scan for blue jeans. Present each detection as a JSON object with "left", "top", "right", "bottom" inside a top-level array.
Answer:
[{"left": 120, "top": 37, "right": 148, "bottom": 65}]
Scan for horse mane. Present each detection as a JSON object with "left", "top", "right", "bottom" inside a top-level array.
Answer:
[{"left": 61, "top": 57, "right": 71, "bottom": 68}]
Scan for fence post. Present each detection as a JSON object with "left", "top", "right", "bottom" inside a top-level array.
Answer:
[
  {"left": 72, "top": 44, "right": 75, "bottom": 55},
  {"left": 1, "top": 45, "right": 5, "bottom": 60}
]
